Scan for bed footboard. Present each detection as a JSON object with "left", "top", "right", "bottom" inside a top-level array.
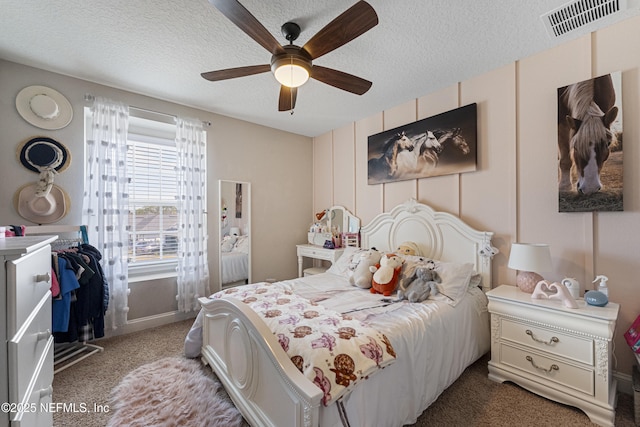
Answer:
[{"left": 198, "top": 296, "right": 323, "bottom": 427}]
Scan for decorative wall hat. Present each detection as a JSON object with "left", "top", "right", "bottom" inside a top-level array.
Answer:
[
  {"left": 17, "top": 136, "right": 71, "bottom": 174},
  {"left": 14, "top": 182, "right": 69, "bottom": 224},
  {"left": 15, "top": 85, "right": 73, "bottom": 130}
]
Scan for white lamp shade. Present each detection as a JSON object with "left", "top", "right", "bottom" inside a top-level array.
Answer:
[
  {"left": 508, "top": 243, "right": 552, "bottom": 273},
  {"left": 508, "top": 243, "right": 552, "bottom": 293}
]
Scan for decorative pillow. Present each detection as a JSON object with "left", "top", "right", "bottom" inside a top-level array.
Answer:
[
  {"left": 233, "top": 235, "right": 249, "bottom": 254},
  {"left": 397, "top": 254, "right": 475, "bottom": 306},
  {"left": 326, "top": 246, "right": 362, "bottom": 277}
]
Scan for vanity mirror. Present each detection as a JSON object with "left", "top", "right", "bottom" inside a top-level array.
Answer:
[
  {"left": 308, "top": 206, "right": 360, "bottom": 247},
  {"left": 219, "top": 180, "right": 251, "bottom": 288},
  {"left": 327, "top": 206, "right": 360, "bottom": 236}
]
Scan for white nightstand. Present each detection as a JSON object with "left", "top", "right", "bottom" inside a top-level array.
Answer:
[
  {"left": 487, "top": 285, "right": 619, "bottom": 427},
  {"left": 296, "top": 244, "right": 344, "bottom": 278}
]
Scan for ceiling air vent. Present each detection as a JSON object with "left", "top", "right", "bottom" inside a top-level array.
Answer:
[{"left": 541, "top": 0, "right": 630, "bottom": 38}]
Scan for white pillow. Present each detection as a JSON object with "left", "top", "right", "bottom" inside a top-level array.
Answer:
[
  {"left": 233, "top": 235, "right": 249, "bottom": 254},
  {"left": 326, "top": 246, "right": 363, "bottom": 277},
  {"left": 397, "top": 254, "right": 475, "bottom": 306},
  {"left": 434, "top": 261, "right": 475, "bottom": 306}
]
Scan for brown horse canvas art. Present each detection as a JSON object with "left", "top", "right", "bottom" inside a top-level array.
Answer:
[{"left": 557, "top": 73, "right": 623, "bottom": 212}]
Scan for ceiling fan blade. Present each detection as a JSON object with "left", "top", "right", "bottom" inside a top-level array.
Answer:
[
  {"left": 201, "top": 64, "right": 271, "bottom": 81},
  {"left": 278, "top": 86, "right": 298, "bottom": 111},
  {"left": 311, "top": 65, "right": 372, "bottom": 95},
  {"left": 209, "top": 0, "right": 285, "bottom": 55},
  {"left": 302, "top": 1, "right": 378, "bottom": 60}
]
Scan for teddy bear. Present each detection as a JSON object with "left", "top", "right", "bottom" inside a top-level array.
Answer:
[
  {"left": 370, "top": 254, "right": 404, "bottom": 296},
  {"left": 397, "top": 266, "right": 441, "bottom": 303},
  {"left": 396, "top": 241, "right": 420, "bottom": 256},
  {"left": 348, "top": 248, "right": 382, "bottom": 289}
]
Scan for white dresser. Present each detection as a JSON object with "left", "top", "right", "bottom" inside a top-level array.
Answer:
[
  {"left": 1, "top": 236, "right": 56, "bottom": 427},
  {"left": 487, "top": 285, "right": 619, "bottom": 427}
]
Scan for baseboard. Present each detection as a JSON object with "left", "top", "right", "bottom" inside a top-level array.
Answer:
[
  {"left": 103, "top": 311, "right": 197, "bottom": 338},
  {"left": 615, "top": 369, "right": 633, "bottom": 395}
]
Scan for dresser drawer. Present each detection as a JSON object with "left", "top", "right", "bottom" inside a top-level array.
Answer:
[
  {"left": 500, "top": 343, "right": 594, "bottom": 395},
  {"left": 297, "top": 246, "right": 332, "bottom": 260},
  {"left": 500, "top": 318, "right": 593, "bottom": 365},
  {"left": 10, "top": 336, "right": 54, "bottom": 427},
  {"left": 7, "top": 244, "right": 51, "bottom": 334},
  {"left": 8, "top": 292, "right": 52, "bottom": 405}
]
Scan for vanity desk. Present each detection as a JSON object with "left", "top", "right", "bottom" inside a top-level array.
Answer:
[
  {"left": 296, "top": 244, "right": 344, "bottom": 277},
  {"left": 299, "top": 205, "right": 360, "bottom": 277}
]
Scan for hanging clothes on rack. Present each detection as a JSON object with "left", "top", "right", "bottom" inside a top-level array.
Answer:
[
  {"left": 53, "top": 243, "right": 108, "bottom": 342},
  {"left": 24, "top": 225, "right": 107, "bottom": 373}
]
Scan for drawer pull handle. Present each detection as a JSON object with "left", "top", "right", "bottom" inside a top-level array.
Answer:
[
  {"left": 526, "top": 329, "right": 559, "bottom": 345},
  {"left": 35, "top": 272, "right": 51, "bottom": 283},
  {"left": 526, "top": 355, "right": 559, "bottom": 373},
  {"left": 38, "top": 386, "right": 54, "bottom": 398},
  {"left": 37, "top": 329, "right": 52, "bottom": 341}
]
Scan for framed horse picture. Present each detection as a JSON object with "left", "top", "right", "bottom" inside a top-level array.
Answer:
[
  {"left": 557, "top": 72, "right": 623, "bottom": 212},
  {"left": 367, "top": 103, "right": 477, "bottom": 184}
]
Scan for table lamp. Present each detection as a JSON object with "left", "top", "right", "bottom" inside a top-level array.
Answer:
[{"left": 508, "top": 243, "right": 552, "bottom": 293}]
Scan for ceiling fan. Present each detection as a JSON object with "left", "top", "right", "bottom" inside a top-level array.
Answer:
[{"left": 202, "top": 0, "right": 379, "bottom": 112}]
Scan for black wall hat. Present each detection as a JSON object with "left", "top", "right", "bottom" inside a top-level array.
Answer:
[{"left": 18, "top": 136, "right": 71, "bottom": 173}]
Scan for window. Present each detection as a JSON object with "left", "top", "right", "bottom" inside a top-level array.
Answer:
[
  {"left": 84, "top": 109, "right": 207, "bottom": 279},
  {"left": 126, "top": 115, "right": 181, "bottom": 277}
]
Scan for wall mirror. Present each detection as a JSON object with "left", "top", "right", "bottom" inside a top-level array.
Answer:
[{"left": 219, "top": 180, "right": 251, "bottom": 288}]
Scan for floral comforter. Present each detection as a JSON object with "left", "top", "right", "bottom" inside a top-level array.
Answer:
[{"left": 212, "top": 282, "right": 397, "bottom": 405}]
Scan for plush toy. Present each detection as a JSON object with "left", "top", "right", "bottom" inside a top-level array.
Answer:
[
  {"left": 370, "top": 254, "right": 404, "bottom": 296},
  {"left": 398, "top": 266, "right": 441, "bottom": 303},
  {"left": 396, "top": 241, "right": 420, "bottom": 256},
  {"left": 348, "top": 248, "right": 382, "bottom": 289}
]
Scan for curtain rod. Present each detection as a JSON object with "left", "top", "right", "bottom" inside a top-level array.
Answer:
[{"left": 84, "top": 93, "right": 211, "bottom": 127}]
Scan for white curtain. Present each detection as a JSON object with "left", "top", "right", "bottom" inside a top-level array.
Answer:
[
  {"left": 175, "top": 117, "right": 209, "bottom": 312},
  {"left": 83, "top": 97, "right": 130, "bottom": 330}
]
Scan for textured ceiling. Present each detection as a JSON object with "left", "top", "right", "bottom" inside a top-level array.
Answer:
[{"left": 2, "top": 1, "right": 639, "bottom": 137}]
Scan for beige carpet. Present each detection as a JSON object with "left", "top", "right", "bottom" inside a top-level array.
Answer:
[{"left": 53, "top": 318, "right": 637, "bottom": 426}]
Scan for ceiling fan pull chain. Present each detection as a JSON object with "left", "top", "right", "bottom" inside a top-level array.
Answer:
[{"left": 290, "top": 57, "right": 295, "bottom": 115}]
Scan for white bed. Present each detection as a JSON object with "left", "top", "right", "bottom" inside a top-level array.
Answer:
[
  {"left": 220, "top": 235, "right": 249, "bottom": 286},
  {"left": 190, "top": 199, "right": 497, "bottom": 427}
]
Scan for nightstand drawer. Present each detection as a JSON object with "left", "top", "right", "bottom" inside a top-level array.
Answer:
[
  {"left": 501, "top": 318, "right": 593, "bottom": 365},
  {"left": 500, "top": 343, "right": 594, "bottom": 395}
]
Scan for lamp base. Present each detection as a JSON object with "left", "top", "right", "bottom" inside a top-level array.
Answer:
[{"left": 516, "top": 271, "right": 544, "bottom": 293}]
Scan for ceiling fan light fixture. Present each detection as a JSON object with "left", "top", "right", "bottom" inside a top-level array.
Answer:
[
  {"left": 271, "top": 46, "right": 312, "bottom": 88},
  {"left": 273, "top": 63, "right": 309, "bottom": 87}
]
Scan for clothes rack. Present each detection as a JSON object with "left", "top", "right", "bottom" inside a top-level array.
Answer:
[{"left": 24, "top": 225, "right": 104, "bottom": 373}]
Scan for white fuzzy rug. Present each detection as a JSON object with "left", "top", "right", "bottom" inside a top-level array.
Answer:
[{"left": 107, "top": 357, "right": 244, "bottom": 427}]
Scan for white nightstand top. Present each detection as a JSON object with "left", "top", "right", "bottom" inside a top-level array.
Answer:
[{"left": 487, "top": 284, "right": 619, "bottom": 321}]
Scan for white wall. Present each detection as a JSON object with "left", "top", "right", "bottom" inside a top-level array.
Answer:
[
  {"left": 0, "top": 59, "right": 312, "bottom": 332},
  {"left": 313, "top": 16, "right": 640, "bottom": 381}
]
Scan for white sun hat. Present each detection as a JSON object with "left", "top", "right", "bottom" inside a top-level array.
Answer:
[
  {"left": 15, "top": 85, "right": 73, "bottom": 130},
  {"left": 14, "top": 182, "right": 69, "bottom": 224}
]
